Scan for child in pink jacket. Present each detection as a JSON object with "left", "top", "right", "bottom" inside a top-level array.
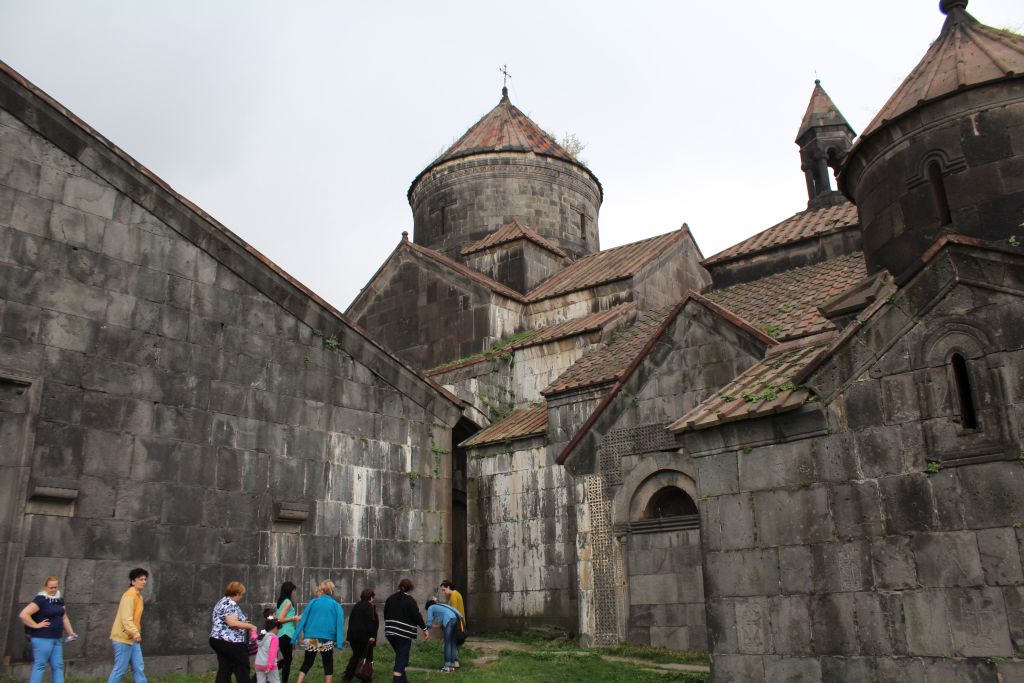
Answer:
[{"left": 255, "top": 612, "right": 281, "bottom": 683}]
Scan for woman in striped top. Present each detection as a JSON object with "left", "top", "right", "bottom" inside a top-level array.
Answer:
[{"left": 382, "top": 579, "right": 428, "bottom": 683}]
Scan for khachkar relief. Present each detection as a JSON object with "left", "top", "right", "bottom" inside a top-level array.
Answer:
[
  {"left": 737, "top": 600, "right": 768, "bottom": 653},
  {"left": 837, "top": 543, "right": 862, "bottom": 591},
  {"left": 585, "top": 473, "right": 619, "bottom": 645}
]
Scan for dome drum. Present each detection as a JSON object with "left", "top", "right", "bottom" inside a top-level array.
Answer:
[
  {"left": 841, "top": 79, "right": 1024, "bottom": 278},
  {"left": 410, "top": 152, "right": 601, "bottom": 261}
]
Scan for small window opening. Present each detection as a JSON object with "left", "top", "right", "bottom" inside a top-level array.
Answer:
[
  {"left": 951, "top": 352, "right": 978, "bottom": 429},
  {"left": 927, "top": 161, "right": 952, "bottom": 226},
  {"left": 579, "top": 211, "right": 587, "bottom": 239},
  {"left": 643, "top": 486, "right": 698, "bottom": 519},
  {"left": 440, "top": 205, "right": 448, "bottom": 235}
]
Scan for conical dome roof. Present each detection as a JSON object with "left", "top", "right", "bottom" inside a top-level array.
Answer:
[
  {"left": 796, "top": 80, "right": 854, "bottom": 143},
  {"left": 430, "top": 87, "right": 579, "bottom": 167},
  {"left": 860, "top": 0, "right": 1024, "bottom": 138}
]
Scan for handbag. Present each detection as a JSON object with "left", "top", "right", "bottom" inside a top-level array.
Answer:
[
  {"left": 455, "top": 618, "right": 466, "bottom": 646},
  {"left": 354, "top": 657, "right": 373, "bottom": 682}
]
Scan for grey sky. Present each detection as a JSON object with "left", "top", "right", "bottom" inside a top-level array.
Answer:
[{"left": 1, "top": 1, "right": 1020, "bottom": 311}]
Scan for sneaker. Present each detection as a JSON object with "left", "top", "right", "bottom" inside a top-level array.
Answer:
[
  {"left": 453, "top": 661, "right": 460, "bottom": 669},
  {"left": 440, "top": 665, "right": 454, "bottom": 673}
]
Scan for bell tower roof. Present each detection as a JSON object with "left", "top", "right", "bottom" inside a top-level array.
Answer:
[{"left": 796, "top": 80, "right": 854, "bottom": 144}]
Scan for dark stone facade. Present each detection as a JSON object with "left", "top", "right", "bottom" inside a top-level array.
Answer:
[
  {"left": 683, "top": 244, "right": 1024, "bottom": 680},
  {"left": 0, "top": 69, "right": 460, "bottom": 676}
]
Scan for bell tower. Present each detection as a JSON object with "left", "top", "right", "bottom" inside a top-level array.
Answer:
[{"left": 796, "top": 80, "right": 855, "bottom": 209}]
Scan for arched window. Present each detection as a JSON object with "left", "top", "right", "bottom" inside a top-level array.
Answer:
[
  {"left": 951, "top": 352, "right": 978, "bottom": 429},
  {"left": 643, "top": 486, "right": 698, "bottom": 519},
  {"left": 927, "top": 160, "right": 952, "bottom": 226}
]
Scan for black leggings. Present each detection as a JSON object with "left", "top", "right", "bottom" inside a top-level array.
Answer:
[
  {"left": 278, "top": 634, "right": 293, "bottom": 683},
  {"left": 299, "top": 648, "right": 333, "bottom": 676},
  {"left": 209, "top": 638, "right": 250, "bottom": 683}
]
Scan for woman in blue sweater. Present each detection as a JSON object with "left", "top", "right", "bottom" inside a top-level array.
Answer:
[{"left": 294, "top": 581, "right": 345, "bottom": 683}]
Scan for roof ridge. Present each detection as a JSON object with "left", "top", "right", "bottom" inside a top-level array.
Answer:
[{"left": 460, "top": 218, "right": 568, "bottom": 258}]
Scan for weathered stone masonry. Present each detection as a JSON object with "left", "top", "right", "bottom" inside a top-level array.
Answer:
[{"left": 0, "top": 65, "right": 461, "bottom": 676}]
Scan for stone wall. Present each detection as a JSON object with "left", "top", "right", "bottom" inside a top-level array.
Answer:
[
  {"left": 683, "top": 246, "right": 1024, "bottom": 681},
  {"left": 463, "top": 240, "right": 567, "bottom": 295},
  {"left": 347, "top": 246, "right": 522, "bottom": 369},
  {"left": 0, "top": 85, "right": 459, "bottom": 670},
  {"left": 466, "top": 437, "right": 578, "bottom": 632}
]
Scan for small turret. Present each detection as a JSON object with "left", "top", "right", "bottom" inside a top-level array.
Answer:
[{"left": 796, "top": 80, "right": 855, "bottom": 209}]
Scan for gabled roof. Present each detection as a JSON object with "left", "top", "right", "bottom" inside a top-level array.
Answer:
[
  {"left": 860, "top": 0, "right": 1024, "bottom": 139},
  {"left": 704, "top": 201, "right": 859, "bottom": 267},
  {"left": 401, "top": 234, "right": 527, "bottom": 302},
  {"left": 543, "top": 306, "right": 675, "bottom": 395},
  {"left": 705, "top": 252, "right": 867, "bottom": 341},
  {"left": 526, "top": 227, "right": 693, "bottom": 302},
  {"left": 0, "top": 59, "right": 462, "bottom": 418},
  {"left": 461, "top": 403, "right": 547, "bottom": 448},
  {"left": 668, "top": 334, "right": 833, "bottom": 433},
  {"left": 554, "top": 292, "right": 778, "bottom": 466},
  {"left": 796, "top": 80, "right": 855, "bottom": 142},
  {"left": 428, "top": 303, "right": 635, "bottom": 375},
  {"left": 460, "top": 218, "right": 568, "bottom": 258}
]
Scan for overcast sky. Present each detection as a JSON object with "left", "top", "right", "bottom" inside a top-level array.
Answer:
[{"left": 1, "top": 1, "right": 1021, "bottom": 310}]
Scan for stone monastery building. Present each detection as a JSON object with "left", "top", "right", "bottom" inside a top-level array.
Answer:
[{"left": 2, "top": 1, "right": 1024, "bottom": 681}]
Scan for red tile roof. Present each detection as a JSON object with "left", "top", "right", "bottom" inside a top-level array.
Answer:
[
  {"left": 705, "top": 252, "right": 867, "bottom": 341},
  {"left": 861, "top": 5, "right": 1024, "bottom": 138},
  {"left": 461, "top": 403, "right": 547, "bottom": 448},
  {"left": 420, "top": 89, "right": 582, "bottom": 172},
  {"left": 526, "top": 228, "right": 690, "bottom": 302},
  {"left": 704, "top": 201, "right": 859, "bottom": 266},
  {"left": 543, "top": 306, "right": 674, "bottom": 395},
  {"left": 460, "top": 219, "right": 568, "bottom": 258},
  {"left": 427, "top": 303, "right": 636, "bottom": 374},
  {"left": 668, "top": 335, "right": 833, "bottom": 433}
]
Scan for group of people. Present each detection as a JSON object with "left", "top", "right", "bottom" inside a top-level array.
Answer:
[{"left": 18, "top": 568, "right": 465, "bottom": 683}]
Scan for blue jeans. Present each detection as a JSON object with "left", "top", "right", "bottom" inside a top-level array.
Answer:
[
  {"left": 29, "top": 637, "right": 63, "bottom": 683},
  {"left": 108, "top": 641, "right": 146, "bottom": 683},
  {"left": 442, "top": 620, "right": 459, "bottom": 665}
]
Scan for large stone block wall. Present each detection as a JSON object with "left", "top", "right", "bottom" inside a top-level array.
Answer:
[
  {"left": 464, "top": 241, "right": 567, "bottom": 295},
  {"left": 0, "top": 102, "right": 457, "bottom": 670},
  {"left": 348, "top": 249, "right": 522, "bottom": 370},
  {"left": 466, "top": 438, "right": 578, "bottom": 632},
  {"left": 684, "top": 272, "right": 1024, "bottom": 680},
  {"left": 410, "top": 153, "right": 601, "bottom": 262}
]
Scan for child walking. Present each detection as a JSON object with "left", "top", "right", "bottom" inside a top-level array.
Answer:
[{"left": 255, "top": 610, "right": 281, "bottom": 683}]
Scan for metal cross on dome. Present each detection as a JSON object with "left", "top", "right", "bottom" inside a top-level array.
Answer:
[{"left": 500, "top": 64, "right": 511, "bottom": 88}]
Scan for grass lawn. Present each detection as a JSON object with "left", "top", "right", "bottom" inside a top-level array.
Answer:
[{"left": 51, "top": 638, "right": 709, "bottom": 683}]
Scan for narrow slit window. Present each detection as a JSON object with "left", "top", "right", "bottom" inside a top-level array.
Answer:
[
  {"left": 579, "top": 211, "right": 587, "bottom": 238},
  {"left": 440, "top": 205, "right": 448, "bottom": 235},
  {"left": 951, "top": 353, "right": 978, "bottom": 429},
  {"left": 927, "top": 161, "right": 952, "bottom": 226}
]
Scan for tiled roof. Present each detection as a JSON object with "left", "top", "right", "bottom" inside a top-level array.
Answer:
[
  {"left": 796, "top": 80, "right": 854, "bottom": 142},
  {"left": 704, "top": 201, "right": 859, "bottom": 266},
  {"left": 428, "top": 303, "right": 636, "bottom": 374},
  {"left": 526, "top": 229, "right": 689, "bottom": 302},
  {"left": 460, "top": 219, "right": 568, "bottom": 258},
  {"left": 668, "top": 335, "right": 833, "bottom": 433},
  {"left": 543, "top": 307, "right": 674, "bottom": 395},
  {"left": 430, "top": 89, "right": 577, "bottom": 168},
  {"left": 861, "top": 2, "right": 1024, "bottom": 138},
  {"left": 461, "top": 403, "right": 547, "bottom": 448},
  {"left": 705, "top": 253, "right": 867, "bottom": 341},
  {"left": 403, "top": 236, "right": 526, "bottom": 302}
]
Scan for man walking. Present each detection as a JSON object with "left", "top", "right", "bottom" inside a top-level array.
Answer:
[{"left": 107, "top": 568, "right": 148, "bottom": 683}]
